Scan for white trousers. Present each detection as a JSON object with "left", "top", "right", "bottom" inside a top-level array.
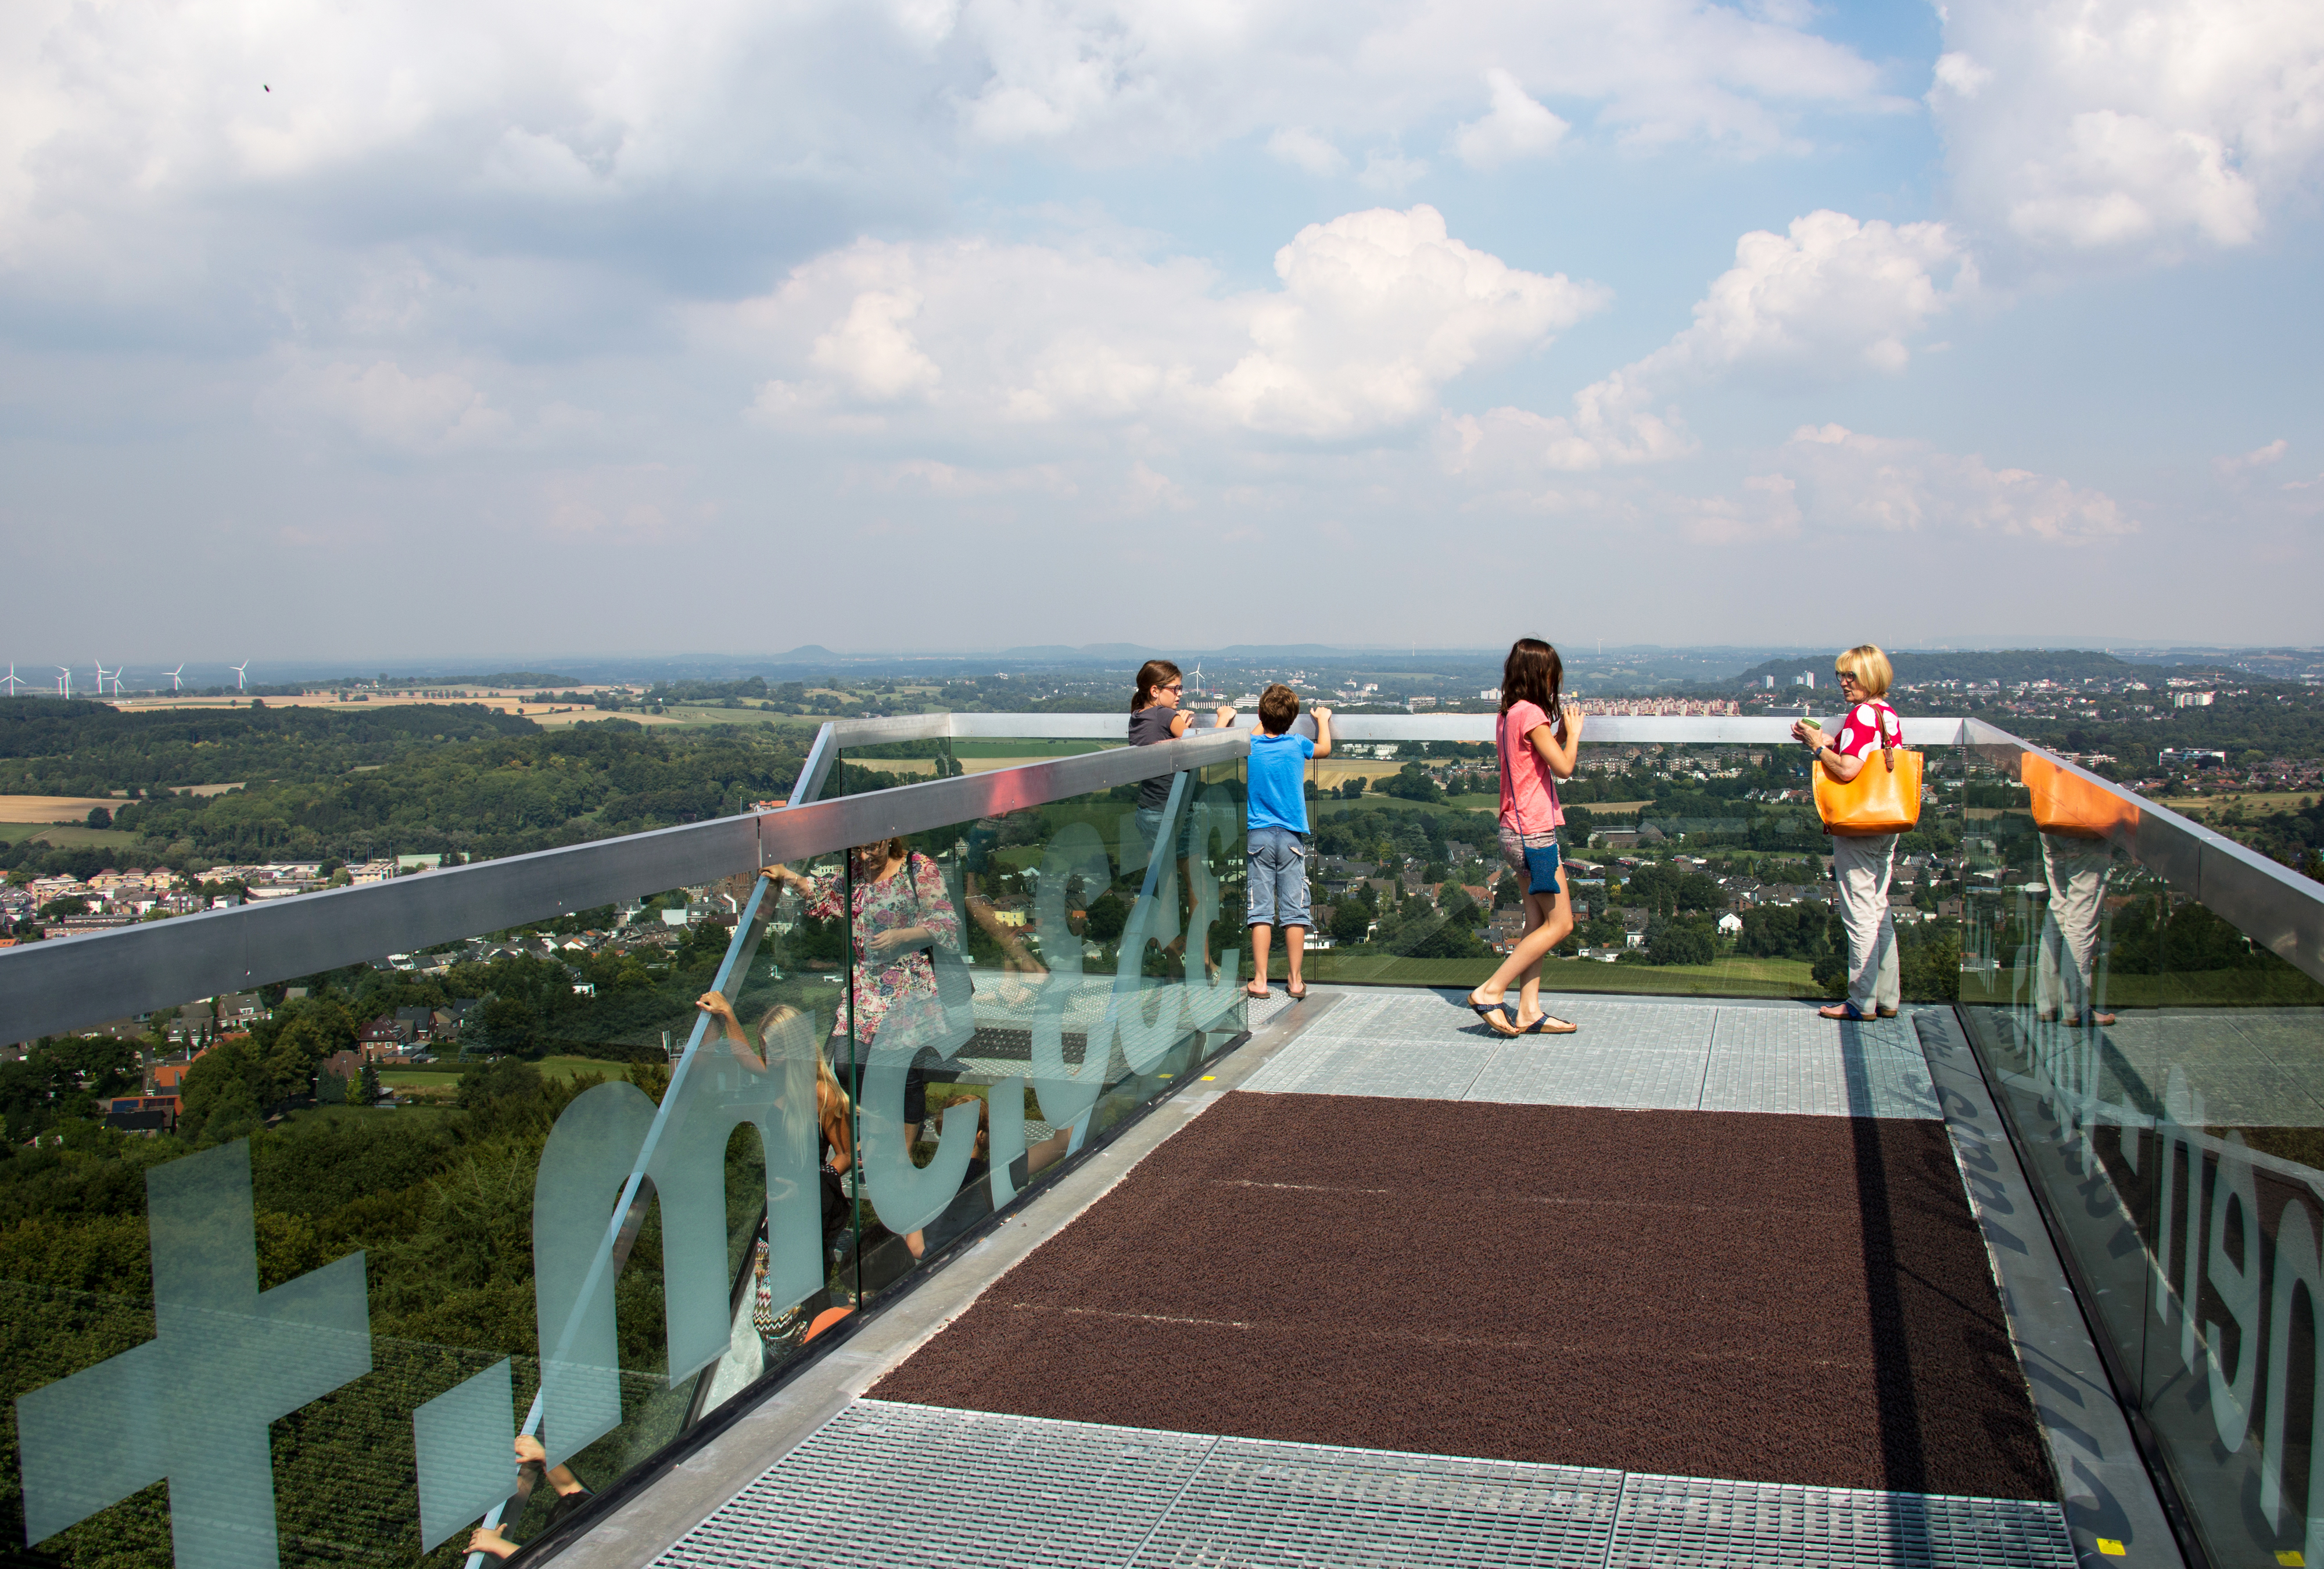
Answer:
[
  {"left": 1832, "top": 833, "right": 1900, "bottom": 1012},
  {"left": 2035, "top": 833, "right": 2112, "bottom": 1019}
]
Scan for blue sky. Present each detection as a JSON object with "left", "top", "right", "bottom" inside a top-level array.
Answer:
[{"left": 2, "top": 0, "right": 2319, "bottom": 664}]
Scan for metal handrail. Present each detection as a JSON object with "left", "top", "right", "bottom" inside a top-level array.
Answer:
[{"left": 0, "top": 727, "right": 1246, "bottom": 1044}]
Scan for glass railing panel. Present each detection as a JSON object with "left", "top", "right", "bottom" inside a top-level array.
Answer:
[
  {"left": 817, "top": 750, "right": 1248, "bottom": 1322},
  {"left": 1, "top": 868, "right": 817, "bottom": 1567},
  {"left": 1955, "top": 741, "right": 2324, "bottom": 1567},
  {"left": 1292, "top": 736, "right": 1968, "bottom": 1004}
]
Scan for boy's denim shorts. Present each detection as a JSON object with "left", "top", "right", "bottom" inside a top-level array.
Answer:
[
  {"left": 1246, "top": 825, "right": 1312, "bottom": 928},
  {"left": 1498, "top": 826, "right": 1563, "bottom": 897}
]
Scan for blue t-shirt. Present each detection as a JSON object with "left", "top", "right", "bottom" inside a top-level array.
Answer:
[{"left": 1246, "top": 732, "right": 1315, "bottom": 834}]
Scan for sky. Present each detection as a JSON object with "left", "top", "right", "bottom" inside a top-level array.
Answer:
[{"left": 2, "top": 0, "right": 2321, "bottom": 671}]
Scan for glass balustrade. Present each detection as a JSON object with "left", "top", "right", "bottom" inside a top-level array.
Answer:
[
  {"left": 5, "top": 710, "right": 2318, "bottom": 1569},
  {"left": 1287, "top": 738, "right": 1964, "bottom": 1004},
  {"left": 1, "top": 748, "right": 1247, "bottom": 1568},
  {"left": 1953, "top": 742, "right": 2324, "bottom": 1568}
]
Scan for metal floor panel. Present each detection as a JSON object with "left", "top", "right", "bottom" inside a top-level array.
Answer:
[
  {"left": 1133, "top": 1438, "right": 1624, "bottom": 1568},
  {"left": 655, "top": 1401, "right": 1214, "bottom": 1569},
  {"left": 1461, "top": 1038, "right": 1711, "bottom": 1110},
  {"left": 1698, "top": 1008, "right": 1941, "bottom": 1119},
  {"left": 1236, "top": 1033, "right": 1502, "bottom": 1100},
  {"left": 1238, "top": 995, "right": 1956, "bottom": 1118},
  {"left": 655, "top": 1403, "right": 2073, "bottom": 1569},
  {"left": 1606, "top": 1473, "right": 2076, "bottom": 1568}
]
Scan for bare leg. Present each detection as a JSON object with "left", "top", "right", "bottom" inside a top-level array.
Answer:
[
  {"left": 1285, "top": 926, "right": 1308, "bottom": 995},
  {"left": 1472, "top": 880, "right": 1577, "bottom": 1035},
  {"left": 1247, "top": 925, "right": 1272, "bottom": 997}
]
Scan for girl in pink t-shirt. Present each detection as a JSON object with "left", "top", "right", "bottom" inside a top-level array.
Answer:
[{"left": 1468, "top": 638, "right": 1586, "bottom": 1036}]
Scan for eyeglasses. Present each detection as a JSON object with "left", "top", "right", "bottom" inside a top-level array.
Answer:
[
  {"left": 1158, "top": 682, "right": 1182, "bottom": 692},
  {"left": 1835, "top": 672, "right": 1860, "bottom": 684}
]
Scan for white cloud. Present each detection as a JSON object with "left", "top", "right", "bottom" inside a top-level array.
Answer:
[
  {"left": 730, "top": 205, "right": 1608, "bottom": 442},
  {"left": 1357, "top": 152, "right": 1430, "bottom": 194},
  {"left": 263, "top": 360, "right": 514, "bottom": 454},
  {"left": 1931, "top": 0, "right": 2324, "bottom": 259},
  {"left": 1453, "top": 70, "right": 1570, "bottom": 166},
  {"left": 1267, "top": 127, "right": 1347, "bottom": 176},
  {"left": 1646, "top": 210, "right": 1971, "bottom": 379},
  {"left": 810, "top": 290, "right": 942, "bottom": 402},
  {"left": 1451, "top": 210, "right": 1972, "bottom": 472},
  {"left": 949, "top": 0, "right": 1895, "bottom": 157},
  {"left": 0, "top": 0, "right": 1896, "bottom": 305},
  {"left": 2215, "top": 437, "right": 2289, "bottom": 475},
  {"left": 1772, "top": 423, "right": 2137, "bottom": 543}
]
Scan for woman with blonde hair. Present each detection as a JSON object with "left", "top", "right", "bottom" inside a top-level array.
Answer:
[{"left": 1792, "top": 644, "right": 1905, "bottom": 1021}]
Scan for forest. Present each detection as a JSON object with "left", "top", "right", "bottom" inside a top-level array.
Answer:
[
  {"left": 0, "top": 717, "right": 806, "bottom": 878},
  {"left": 0, "top": 697, "right": 539, "bottom": 795}
]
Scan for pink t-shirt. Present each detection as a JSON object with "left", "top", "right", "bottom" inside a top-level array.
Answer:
[{"left": 1498, "top": 701, "right": 1565, "bottom": 834}]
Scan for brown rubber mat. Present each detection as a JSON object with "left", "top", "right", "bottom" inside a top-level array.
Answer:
[{"left": 873, "top": 1092, "right": 2056, "bottom": 1499}]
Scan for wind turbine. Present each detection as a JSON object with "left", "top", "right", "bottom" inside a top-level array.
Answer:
[
  {"left": 55, "top": 666, "right": 71, "bottom": 699},
  {"left": 94, "top": 660, "right": 108, "bottom": 697},
  {"left": 2, "top": 664, "right": 23, "bottom": 696},
  {"left": 167, "top": 663, "right": 185, "bottom": 693},
  {"left": 232, "top": 661, "right": 249, "bottom": 692}
]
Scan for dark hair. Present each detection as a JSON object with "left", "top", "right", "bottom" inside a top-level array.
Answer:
[
  {"left": 1132, "top": 660, "right": 1182, "bottom": 712},
  {"left": 1256, "top": 683, "right": 1300, "bottom": 733},
  {"left": 1500, "top": 639, "right": 1564, "bottom": 735}
]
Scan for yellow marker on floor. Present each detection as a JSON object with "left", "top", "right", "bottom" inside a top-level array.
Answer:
[
  {"left": 1158, "top": 1073, "right": 1172, "bottom": 1079},
  {"left": 2095, "top": 1539, "right": 2125, "bottom": 1556},
  {"left": 2278, "top": 1552, "right": 2304, "bottom": 1566},
  {"left": 1200, "top": 1075, "right": 1217, "bottom": 1081}
]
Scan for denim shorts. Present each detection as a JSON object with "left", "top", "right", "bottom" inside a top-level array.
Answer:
[
  {"left": 1246, "top": 825, "right": 1312, "bottom": 928},
  {"left": 1135, "top": 804, "right": 1194, "bottom": 864},
  {"left": 1498, "top": 826, "right": 1563, "bottom": 897}
]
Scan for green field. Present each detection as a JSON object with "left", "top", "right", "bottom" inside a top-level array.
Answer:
[
  {"left": 1, "top": 824, "right": 145, "bottom": 848},
  {"left": 376, "top": 1054, "right": 633, "bottom": 1092}
]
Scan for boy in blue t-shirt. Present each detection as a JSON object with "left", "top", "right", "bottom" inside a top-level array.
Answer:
[{"left": 1244, "top": 683, "right": 1332, "bottom": 1000}]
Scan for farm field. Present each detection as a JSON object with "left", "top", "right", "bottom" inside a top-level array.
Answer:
[
  {"left": 2157, "top": 791, "right": 2318, "bottom": 816},
  {"left": 0, "top": 795, "right": 119, "bottom": 822}
]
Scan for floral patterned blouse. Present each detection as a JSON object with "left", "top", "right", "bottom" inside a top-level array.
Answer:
[{"left": 801, "top": 852, "right": 962, "bottom": 1046}]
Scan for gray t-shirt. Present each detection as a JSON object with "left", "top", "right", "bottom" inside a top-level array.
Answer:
[{"left": 1128, "top": 704, "right": 1181, "bottom": 810}]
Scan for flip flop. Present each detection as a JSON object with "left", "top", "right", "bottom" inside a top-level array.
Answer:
[
  {"left": 1817, "top": 1002, "right": 1872, "bottom": 1022},
  {"left": 1245, "top": 984, "right": 1272, "bottom": 1000},
  {"left": 1286, "top": 985, "right": 1308, "bottom": 1000},
  {"left": 1468, "top": 998, "right": 1509, "bottom": 1021}
]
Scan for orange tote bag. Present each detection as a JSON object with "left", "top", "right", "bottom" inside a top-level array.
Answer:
[
  {"left": 1814, "top": 733, "right": 1924, "bottom": 837},
  {"left": 2022, "top": 753, "right": 2140, "bottom": 841}
]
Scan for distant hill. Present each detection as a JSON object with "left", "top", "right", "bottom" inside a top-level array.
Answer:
[{"left": 1733, "top": 650, "right": 2161, "bottom": 690}]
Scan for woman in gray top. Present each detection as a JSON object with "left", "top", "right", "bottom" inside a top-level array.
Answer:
[{"left": 1128, "top": 660, "right": 1235, "bottom": 976}]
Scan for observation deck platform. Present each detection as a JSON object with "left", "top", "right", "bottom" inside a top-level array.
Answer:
[{"left": 560, "top": 986, "right": 2175, "bottom": 1569}]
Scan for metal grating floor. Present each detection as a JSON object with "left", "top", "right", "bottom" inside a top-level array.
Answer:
[
  {"left": 1238, "top": 991, "right": 1942, "bottom": 1118},
  {"left": 1608, "top": 1473, "right": 2076, "bottom": 1568},
  {"left": 657, "top": 1403, "right": 2074, "bottom": 1569}
]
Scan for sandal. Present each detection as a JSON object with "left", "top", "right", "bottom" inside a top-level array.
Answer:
[
  {"left": 1875, "top": 1006, "right": 1899, "bottom": 1019},
  {"left": 1817, "top": 1002, "right": 1873, "bottom": 1022},
  {"left": 1514, "top": 1015, "right": 1579, "bottom": 1035},
  {"left": 1245, "top": 984, "right": 1272, "bottom": 999},
  {"left": 1286, "top": 984, "right": 1308, "bottom": 1000}
]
